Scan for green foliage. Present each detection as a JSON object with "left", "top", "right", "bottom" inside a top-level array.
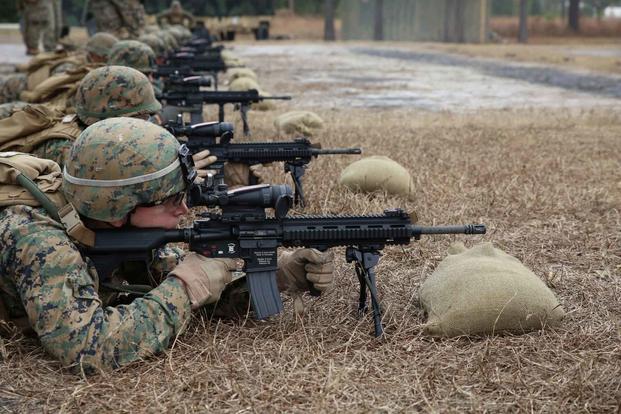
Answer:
[
  {"left": 492, "top": 0, "right": 515, "bottom": 16},
  {"left": 0, "top": 1, "right": 18, "bottom": 23}
]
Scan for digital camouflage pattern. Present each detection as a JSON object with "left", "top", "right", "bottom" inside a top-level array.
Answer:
[
  {"left": 0, "top": 74, "right": 27, "bottom": 104},
  {"left": 107, "top": 40, "right": 156, "bottom": 74},
  {"left": 85, "top": 32, "right": 119, "bottom": 59},
  {"left": 0, "top": 102, "right": 28, "bottom": 121},
  {"left": 75, "top": 66, "right": 162, "bottom": 125},
  {"left": 31, "top": 137, "right": 74, "bottom": 168},
  {"left": 165, "top": 25, "right": 192, "bottom": 44},
  {"left": 63, "top": 117, "right": 186, "bottom": 222},
  {"left": 158, "top": 30, "right": 179, "bottom": 52},
  {"left": 90, "top": 0, "right": 145, "bottom": 39},
  {"left": 138, "top": 34, "right": 167, "bottom": 58},
  {"left": 156, "top": 1, "right": 196, "bottom": 29},
  {"left": 18, "top": 0, "right": 60, "bottom": 52},
  {"left": 0, "top": 204, "right": 191, "bottom": 372}
]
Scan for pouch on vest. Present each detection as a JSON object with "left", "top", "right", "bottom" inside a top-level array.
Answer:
[
  {"left": 19, "top": 66, "right": 92, "bottom": 104},
  {"left": 0, "top": 104, "right": 81, "bottom": 153},
  {"left": 0, "top": 152, "right": 94, "bottom": 246}
]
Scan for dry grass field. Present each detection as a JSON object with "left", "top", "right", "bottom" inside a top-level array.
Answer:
[
  {"left": 1, "top": 105, "right": 619, "bottom": 412},
  {"left": 0, "top": 12, "right": 620, "bottom": 412}
]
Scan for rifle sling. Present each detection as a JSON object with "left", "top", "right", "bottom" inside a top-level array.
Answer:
[{"left": 15, "top": 172, "right": 95, "bottom": 247}]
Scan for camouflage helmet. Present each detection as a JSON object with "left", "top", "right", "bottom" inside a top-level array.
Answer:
[
  {"left": 85, "top": 32, "right": 119, "bottom": 59},
  {"left": 158, "top": 30, "right": 179, "bottom": 52},
  {"left": 107, "top": 40, "right": 156, "bottom": 73},
  {"left": 144, "top": 25, "right": 160, "bottom": 34},
  {"left": 166, "top": 26, "right": 186, "bottom": 43},
  {"left": 63, "top": 117, "right": 186, "bottom": 222},
  {"left": 138, "top": 34, "right": 166, "bottom": 57},
  {"left": 75, "top": 65, "right": 162, "bottom": 126},
  {"left": 172, "top": 25, "right": 192, "bottom": 42}
]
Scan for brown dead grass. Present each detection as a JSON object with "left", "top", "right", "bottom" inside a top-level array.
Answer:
[{"left": 1, "top": 105, "right": 620, "bottom": 412}]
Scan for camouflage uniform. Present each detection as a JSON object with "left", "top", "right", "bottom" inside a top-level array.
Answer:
[
  {"left": 0, "top": 204, "right": 191, "bottom": 372},
  {"left": 0, "top": 74, "right": 27, "bottom": 105},
  {"left": 0, "top": 66, "right": 161, "bottom": 168},
  {"left": 0, "top": 102, "right": 28, "bottom": 120},
  {"left": 18, "top": 0, "right": 61, "bottom": 53},
  {"left": 156, "top": 1, "right": 195, "bottom": 29},
  {"left": 90, "top": 0, "right": 145, "bottom": 39},
  {"left": 0, "top": 33, "right": 117, "bottom": 109}
]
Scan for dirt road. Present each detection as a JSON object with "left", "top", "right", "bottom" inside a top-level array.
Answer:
[{"left": 233, "top": 42, "right": 621, "bottom": 112}]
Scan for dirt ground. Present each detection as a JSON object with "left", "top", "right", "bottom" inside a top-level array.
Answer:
[{"left": 1, "top": 35, "right": 620, "bottom": 412}]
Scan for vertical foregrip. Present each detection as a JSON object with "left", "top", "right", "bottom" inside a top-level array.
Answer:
[{"left": 246, "top": 270, "right": 284, "bottom": 319}]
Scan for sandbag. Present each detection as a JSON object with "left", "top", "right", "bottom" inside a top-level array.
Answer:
[
  {"left": 228, "top": 77, "right": 260, "bottom": 92},
  {"left": 251, "top": 90, "right": 276, "bottom": 111},
  {"left": 339, "top": 156, "right": 414, "bottom": 199},
  {"left": 419, "top": 242, "right": 565, "bottom": 337},
  {"left": 227, "top": 68, "right": 258, "bottom": 82},
  {"left": 274, "top": 110, "right": 324, "bottom": 136}
]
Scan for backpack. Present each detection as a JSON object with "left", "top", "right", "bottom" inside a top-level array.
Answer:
[
  {"left": 0, "top": 104, "right": 81, "bottom": 153},
  {"left": 0, "top": 152, "right": 94, "bottom": 246}
]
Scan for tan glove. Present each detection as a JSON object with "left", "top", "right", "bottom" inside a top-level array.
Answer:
[
  {"left": 276, "top": 248, "right": 335, "bottom": 294},
  {"left": 224, "top": 163, "right": 265, "bottom": 188},
  {"left": 192, "top": 149, "right": 218, "bottom": 184},
  {"left": 168, "top": 253, "right": 236, "bottom": 310}
]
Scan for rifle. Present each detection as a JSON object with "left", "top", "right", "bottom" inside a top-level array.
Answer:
[
  {"left": 155, "top": 60, "right": 236, "bottom": 92},
  {"left": 157, "top": 89, "right": 292, "bottom": 134},
  {"left": 165, "top": 120, "right": 361, "bottom": 206},
  {"left": 174, "top": 43, "right": 224, "bottom": 56},
  {"left": 84, "top": 182, "right": 486, "bottom": 337},
  {"left": 163, "top": 74, "right": 214, "bottom": 94}
]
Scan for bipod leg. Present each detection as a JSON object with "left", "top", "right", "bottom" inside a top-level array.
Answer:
[
  {"left": 284, "top": 163, "right": 306, "bottom": 207},
  {"left": 354, "top": 262, "right": 368, "bottom": 315},
  {"left": 240, "top": 104, "right": 250, "bottom": 136},
  {"left": 346, "top": 248, "right": 383, "bottom": 337}
]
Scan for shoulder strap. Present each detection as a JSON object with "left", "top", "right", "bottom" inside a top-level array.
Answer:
[{"left": 0, "top": 153, "right": 95, "bottom": 246}]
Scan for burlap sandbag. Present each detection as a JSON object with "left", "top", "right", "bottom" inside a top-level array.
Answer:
[
  {"left": 227, "top": 68, "right": 258, "bottom": 82},
  {"left": 274, "top": 111, "right": 324, "bottom": 136},
  {"left": 228, "top": 77, "right": 260, "bottom": 92},
  {"left": 228, "top": 79, "right": 275, "bottom": 111},
  {"left": 419, "top": 242, "right": 565, "bottom": 337},
  {"left": 252, "top": 90, "right": 276, "bottom": 111},
  {"left": 339, "top": 156, "right": 414, "bottom": 199}
]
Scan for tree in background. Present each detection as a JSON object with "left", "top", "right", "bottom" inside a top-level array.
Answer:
[
  {"left": 324, "top": 0, "right": 336, "bottom": 40},
  {"left": 518, "top": 0, "right": 529, "bottom": 42},
  {"left": 373, "top": 0, "right": 383, "bottom": 40},
  {"left": 569, "top": 0, "right": 581, "bottom": 30}
]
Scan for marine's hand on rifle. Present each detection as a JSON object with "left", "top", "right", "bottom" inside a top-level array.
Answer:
[
  {"left": 192, "top": 149, "right": 218, "bottom": 183},
  {"left": 224, "top": 163, "right": 266, "bottom": 188},
  {"left": 169, "top": 253, "right": 236, "bottom": 310},
  {"left": 277, "top": 248, "right": 335, "bottom": 295}
]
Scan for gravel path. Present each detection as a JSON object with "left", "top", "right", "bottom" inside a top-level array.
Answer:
[{"left": 234, "top": 42, "right": 621, "bottom": 112}]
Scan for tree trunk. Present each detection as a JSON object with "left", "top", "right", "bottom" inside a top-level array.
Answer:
[
  {"left": 324, "top": 0, "right": 336, "bottom": 41},
  {"left": 288, "top": 0, "right": 295, "bottom": 14},
  {"left": 373, "top": 0, "right": 383, "bottom": 41},
  {"left": 568, "top": 0, "right": 580, "bottom": 32},
  {"left": 518, "top": 0, "right": 529, "bottom": 43}
]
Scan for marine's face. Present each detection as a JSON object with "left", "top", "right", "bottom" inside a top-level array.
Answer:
[{"left": 128, "top": 194, "right": 189, "bottom": 229}]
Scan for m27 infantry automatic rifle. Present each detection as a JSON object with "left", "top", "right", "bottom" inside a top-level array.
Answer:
[
  {"left": 158, "top": 89, "right": 292, "bottom": 133},
  {"left": 165, "top": 121, "right": 361, "bottom": 206},
  {"left": 84, "top": 164, "right": 486, "bottom": 336}
]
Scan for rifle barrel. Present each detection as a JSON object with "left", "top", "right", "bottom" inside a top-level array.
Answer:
[
  {"left": 413, "top": 225, "right": 487, "bottom": 235},
  {"left": 314, "top": 148, "right": 362, "bottom": 155}
]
